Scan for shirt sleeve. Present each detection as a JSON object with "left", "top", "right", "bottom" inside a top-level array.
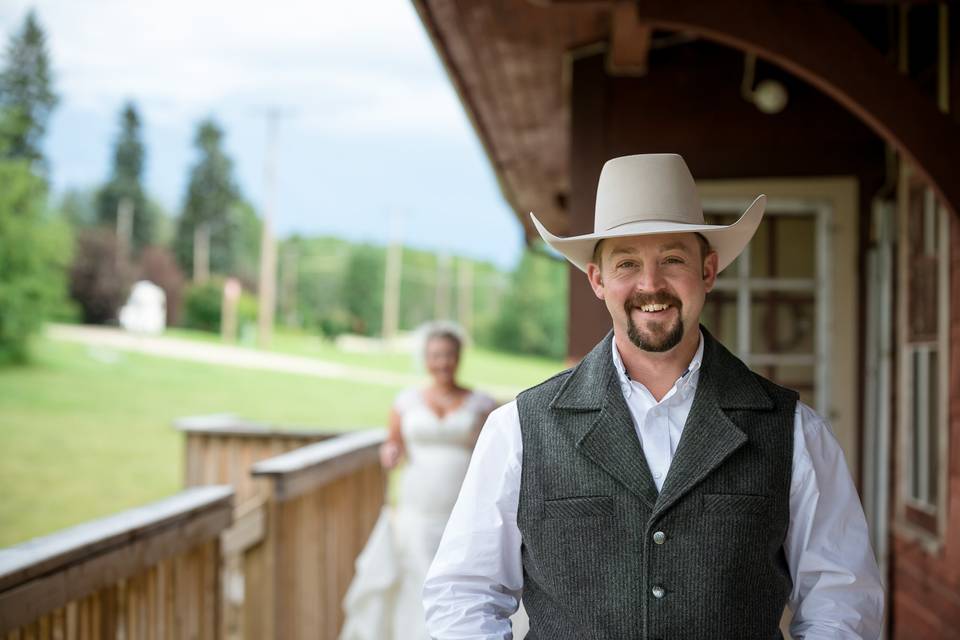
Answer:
[
  {"left": 786, "top": 402, "right": 885, "bottom": 639},
  {"left": 423, "top": 400, "right": 524, "bottom": 639}
]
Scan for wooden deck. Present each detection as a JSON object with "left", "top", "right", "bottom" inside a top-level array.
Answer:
[{"left": 0, "top": 417, "right": 386, "bottom": 639}]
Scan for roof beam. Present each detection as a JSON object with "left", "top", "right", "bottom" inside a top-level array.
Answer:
[{"left": 608, "top": 1, "right": 652, "bottom": 76}]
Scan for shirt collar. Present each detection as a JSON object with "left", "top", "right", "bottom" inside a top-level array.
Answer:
[{"left": 611, "top": 329, "right": 705, "bottom": 397}]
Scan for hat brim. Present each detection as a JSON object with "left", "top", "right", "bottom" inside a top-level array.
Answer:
[{"left": 530, "top": 194, "right": 766, "bottom": 273}]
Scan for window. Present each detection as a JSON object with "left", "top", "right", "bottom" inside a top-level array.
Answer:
[
  {"left": 701, "top": 201, "right": 831, "bottom": 414},
  {"left": 898, "top": 170, "right": 950, "bottom": 540}
]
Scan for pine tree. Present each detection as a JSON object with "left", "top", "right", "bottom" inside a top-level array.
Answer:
[
  {"left": 174, "top": 118, "right": 242, "bottom": 279},
  {"left": 96, "top": 102, "right": 154, "bottom": 251},
  {"left": 0, "top": 10, "right": 58, "bottom": 169}
]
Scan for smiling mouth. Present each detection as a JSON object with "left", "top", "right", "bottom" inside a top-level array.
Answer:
[{"left": 636, "top": 303, "right": 673, "bottom": 314}]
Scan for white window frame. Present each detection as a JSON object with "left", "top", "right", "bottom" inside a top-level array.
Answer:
[
  {"left": 895, "top": 168, "right": 950, "bottom": 547},
  {"left": 703, "top": 198, "right": 833, "bottom": 416}
]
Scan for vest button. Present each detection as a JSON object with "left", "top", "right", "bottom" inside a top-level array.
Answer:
[
  {"left": 653, "top": 531, "right": 666, "bottom": 545},
  {"left": 652, "top": 585, "right": 665, "bottom": 599}
]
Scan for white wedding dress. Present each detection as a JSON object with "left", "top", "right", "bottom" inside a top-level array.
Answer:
[{"left": 340, "top": 388, "right": 528, "bottom": 639}]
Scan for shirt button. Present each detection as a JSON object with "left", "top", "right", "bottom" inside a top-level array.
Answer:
[
  {"left": 652, "top": 585, "right": 665, "bottom": 599},
  {"left": 653, "top": 531, "right": 666, "bottom": 545},
  {"left": 653, "top": 472, "right": 662, "bottom": 479}
]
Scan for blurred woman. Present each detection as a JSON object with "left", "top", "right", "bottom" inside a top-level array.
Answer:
[{"left": 340, "top": 323, "right": 498, "bottom": 640}]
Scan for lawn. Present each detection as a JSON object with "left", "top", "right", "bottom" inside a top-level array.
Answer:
[{"left": 0, "top": 330, "right": 565, "bottom": 546}]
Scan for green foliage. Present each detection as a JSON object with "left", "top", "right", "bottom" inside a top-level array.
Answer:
[
  {"left": 341, "top": 244, "right": 385, "bottom": 336},
  {"left": 0, "top": 157, "right": 71, "bottom": 364},
  {"left": 0, "top": 10, "right": 58, "bottom": 168},
  {"left": 182, "top": 278, "right": 258, "bottom": 334},
  {"left": 491, "top": 248, "right": 568, "bottom": 359},
  {"left": 174, "top": 119, "right": 259, "bottom": 280},
  {"left": 96, "top": 102, "right": 154, "bottom": 250}
]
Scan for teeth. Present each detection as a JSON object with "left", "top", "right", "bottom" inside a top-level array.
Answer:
[{"left": 640, "top": 303, "right": 670, "bottom": 312}]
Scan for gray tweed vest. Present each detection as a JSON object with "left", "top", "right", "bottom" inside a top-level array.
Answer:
[{"left": 516, "top": 327, "right": 797, "bottom": 640}]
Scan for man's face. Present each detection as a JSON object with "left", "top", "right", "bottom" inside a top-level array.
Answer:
[{"left": 586, "top": 233, "right": 718, "bottom": 353}]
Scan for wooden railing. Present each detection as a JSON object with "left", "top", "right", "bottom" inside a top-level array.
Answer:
[
  {"left": 0, "top": 485, "right": 233, "bottom": 638},
  {"left": 176, "top": 416, "right": 387, "bottom": 639},
  {"left": 175, "top": 414, "right": 341, "bottom": 508},
  {"left": 242, "top": 429, "right": 386, "bottom": 640},
  {"left": 0, "top": 421, "right": 386, "bottom": 640}
]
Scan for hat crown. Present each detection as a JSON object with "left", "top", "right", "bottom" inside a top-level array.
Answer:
[{"left": 594, "top": 154, "right": 705, "bottom": 233}]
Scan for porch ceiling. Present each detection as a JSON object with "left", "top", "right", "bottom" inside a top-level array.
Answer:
[{"left": 413, "top": 0, "right": 960, "bottom": 242}]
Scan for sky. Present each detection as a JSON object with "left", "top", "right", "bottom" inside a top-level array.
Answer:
[{"left": 0, "top": 1, "right": 526, "bottom": 269}]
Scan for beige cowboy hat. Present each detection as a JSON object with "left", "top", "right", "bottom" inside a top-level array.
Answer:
[{"left": 530, "top": 153, "right": 765, "bottom": 273}]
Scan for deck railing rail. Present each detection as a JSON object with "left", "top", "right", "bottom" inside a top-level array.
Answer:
[{"left": 0, "top": 485, "right": 233, "bottom": 639}]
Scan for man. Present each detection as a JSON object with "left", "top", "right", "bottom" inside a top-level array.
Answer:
[{"left": 423, "top": 154, "right": 884, "bottom": 639}]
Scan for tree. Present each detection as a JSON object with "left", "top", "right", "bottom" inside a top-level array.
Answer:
[
  {"left": 340, "top": 244, "right": 385, "bottom": 336},
  {"left": 96, "top": 102, "right": 154, "bottom": 251},
  {"left": 174, "top": 119, "right": 244, "bottom": 280},
  {"left": 0, "top": 10, "right": 58, "bottom": 169},
  {"left": 68, "top": 228, "right": 134, "bottom": 325},
  {"left": 491, "top": 249, "right": 568, "bottom": 359},
  {"left": 0, "top": 135, "right": 70, "bottom": 363}
]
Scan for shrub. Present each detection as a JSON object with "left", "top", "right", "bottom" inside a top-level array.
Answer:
[
  {"left": 138, "top": 245, "right": 185, "bottom": 326},
  {"left": 68, "top": 228, "right": 134, "bottom": 325},
  {"left": 182, "top": 278, "right": 258, "bottom": 334},
  {"left": 0, "top": 160, "right": 71, "bottom": 363}
]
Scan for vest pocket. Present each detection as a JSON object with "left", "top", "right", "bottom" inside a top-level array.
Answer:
[
  {"left": 701, "top": 492, "right": 770, "bottom": 516},
  {"left": 543, "top": 495, "right": 617, "bottom": 519}
]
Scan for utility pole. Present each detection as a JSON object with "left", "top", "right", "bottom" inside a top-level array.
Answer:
[
  {"left": 256, "top": 108, "right": 288, "bottom": 348},
  {"left": 382, "top": 210, "right": 404, "bottom": 341},
  {"left": 281, "top": 242, "right": 299, "bottom": 327},
  {"left": 457, "top": 258, "right": 473, "bottom": 336},
  {"left": 116, "top": 197, "right": 134, "bottom": 269},
  {"left": 435, "top": 252, "right": 452, "bottom": 320}
]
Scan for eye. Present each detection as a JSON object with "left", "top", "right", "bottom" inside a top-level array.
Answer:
[
  {"left": 616, "top": 260, "right": 638, "bottom": 270},
  {"left": 663, "top": 256, "right": 685, "bottom": 265}
]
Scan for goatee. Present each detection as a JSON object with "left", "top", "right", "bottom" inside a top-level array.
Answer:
[{"left": 625, "top": 292, "right": 684, "bottom": 353}]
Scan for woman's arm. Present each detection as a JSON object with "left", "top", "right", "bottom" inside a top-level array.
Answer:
[{"left": 379, "top": 406, "right": 405, "bottom": 469}]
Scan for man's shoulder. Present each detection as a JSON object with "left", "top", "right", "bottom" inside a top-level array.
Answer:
[{"left": 517, "top": 366, "right": 575, "bottom": 405}]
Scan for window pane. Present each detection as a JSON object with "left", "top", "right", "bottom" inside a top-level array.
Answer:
[
  {"left": 770, "top": 364, "right": 815, "bottom": 408},
  {"left": 907, "top": 186, "right": 939, "bottom": 342},
  {"left": 927, "top": 350, "right": 939, "bottom": 506},
  {"left": 739, "top": 215, "right": 817, "bottom": 279},
  {"left": 911, "top": 349, "right": 923, "bottom": 500},
  {"left": 701, "top": 292, "right": 738, "bottom": 351},
  {"left": 750, "top": 295, "right": 815, "bottom": 355}
]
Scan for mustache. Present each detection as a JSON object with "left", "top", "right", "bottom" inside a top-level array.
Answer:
[{"left": 625, "top": 291, "right": 682, "bottom": 311}]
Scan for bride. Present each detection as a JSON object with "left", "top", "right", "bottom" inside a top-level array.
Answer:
[{"left": 340, "top": 323, "right": 527, "bottom": 639}]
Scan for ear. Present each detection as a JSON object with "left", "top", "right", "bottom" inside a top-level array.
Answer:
[
  {"left": 586, "top": 262, "right": 605, "bottom": 300},
  {"left": 702, "top": 250, "right": 720, "bottom": 292}
]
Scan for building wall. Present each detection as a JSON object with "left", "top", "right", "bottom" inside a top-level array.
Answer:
[{"left": 889, "top": 212, "right": 960, "bottom": 639}]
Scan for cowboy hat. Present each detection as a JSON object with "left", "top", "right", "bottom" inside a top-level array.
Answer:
[{"left": 530, "top": 153, "right": 765, "bottom": 273}]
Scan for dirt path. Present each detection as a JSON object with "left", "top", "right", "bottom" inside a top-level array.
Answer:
[{"left": 46, "top": 324, "right": 521, "bottom": 398}]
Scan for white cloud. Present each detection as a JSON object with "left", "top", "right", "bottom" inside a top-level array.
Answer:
[{"left": 0, "top": 0, "right": 468, "bottom": 135}]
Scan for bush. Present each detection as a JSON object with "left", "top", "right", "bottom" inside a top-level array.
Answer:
[
  {"left": 68, "top": 228, "right": 134, "bottom": 324},
  {"left": 138, "top": 245, "right": 185, "bottom": 326},
  {"left": 0, "top": 159, "right": 71, "bottom": 364},
  {"left": 182, "top": 278, "right": 258, "bottom": 334}
]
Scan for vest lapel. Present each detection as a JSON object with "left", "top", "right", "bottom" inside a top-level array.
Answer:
[
  {"left": 652, "top": 327, "right": 773, "bottom": 519},
  {"left": 552, "top": 332, "right": 660, "bottom": 509}
]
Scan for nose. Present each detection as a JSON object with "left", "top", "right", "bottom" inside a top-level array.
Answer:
[{"left": 633, "top": 261, "right": 667, "bottom": 292}]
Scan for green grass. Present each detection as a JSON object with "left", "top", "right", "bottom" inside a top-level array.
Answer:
[
  {"left": 163, "top": 326, "right": 567, "bottom": 393},
  {"left": 0, "top": 330, "right": 565, "bottom": 547}
]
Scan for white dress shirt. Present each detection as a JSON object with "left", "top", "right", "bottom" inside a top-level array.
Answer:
[{"left": 424, "top": 333, "right": 885, "bottom": 639}]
